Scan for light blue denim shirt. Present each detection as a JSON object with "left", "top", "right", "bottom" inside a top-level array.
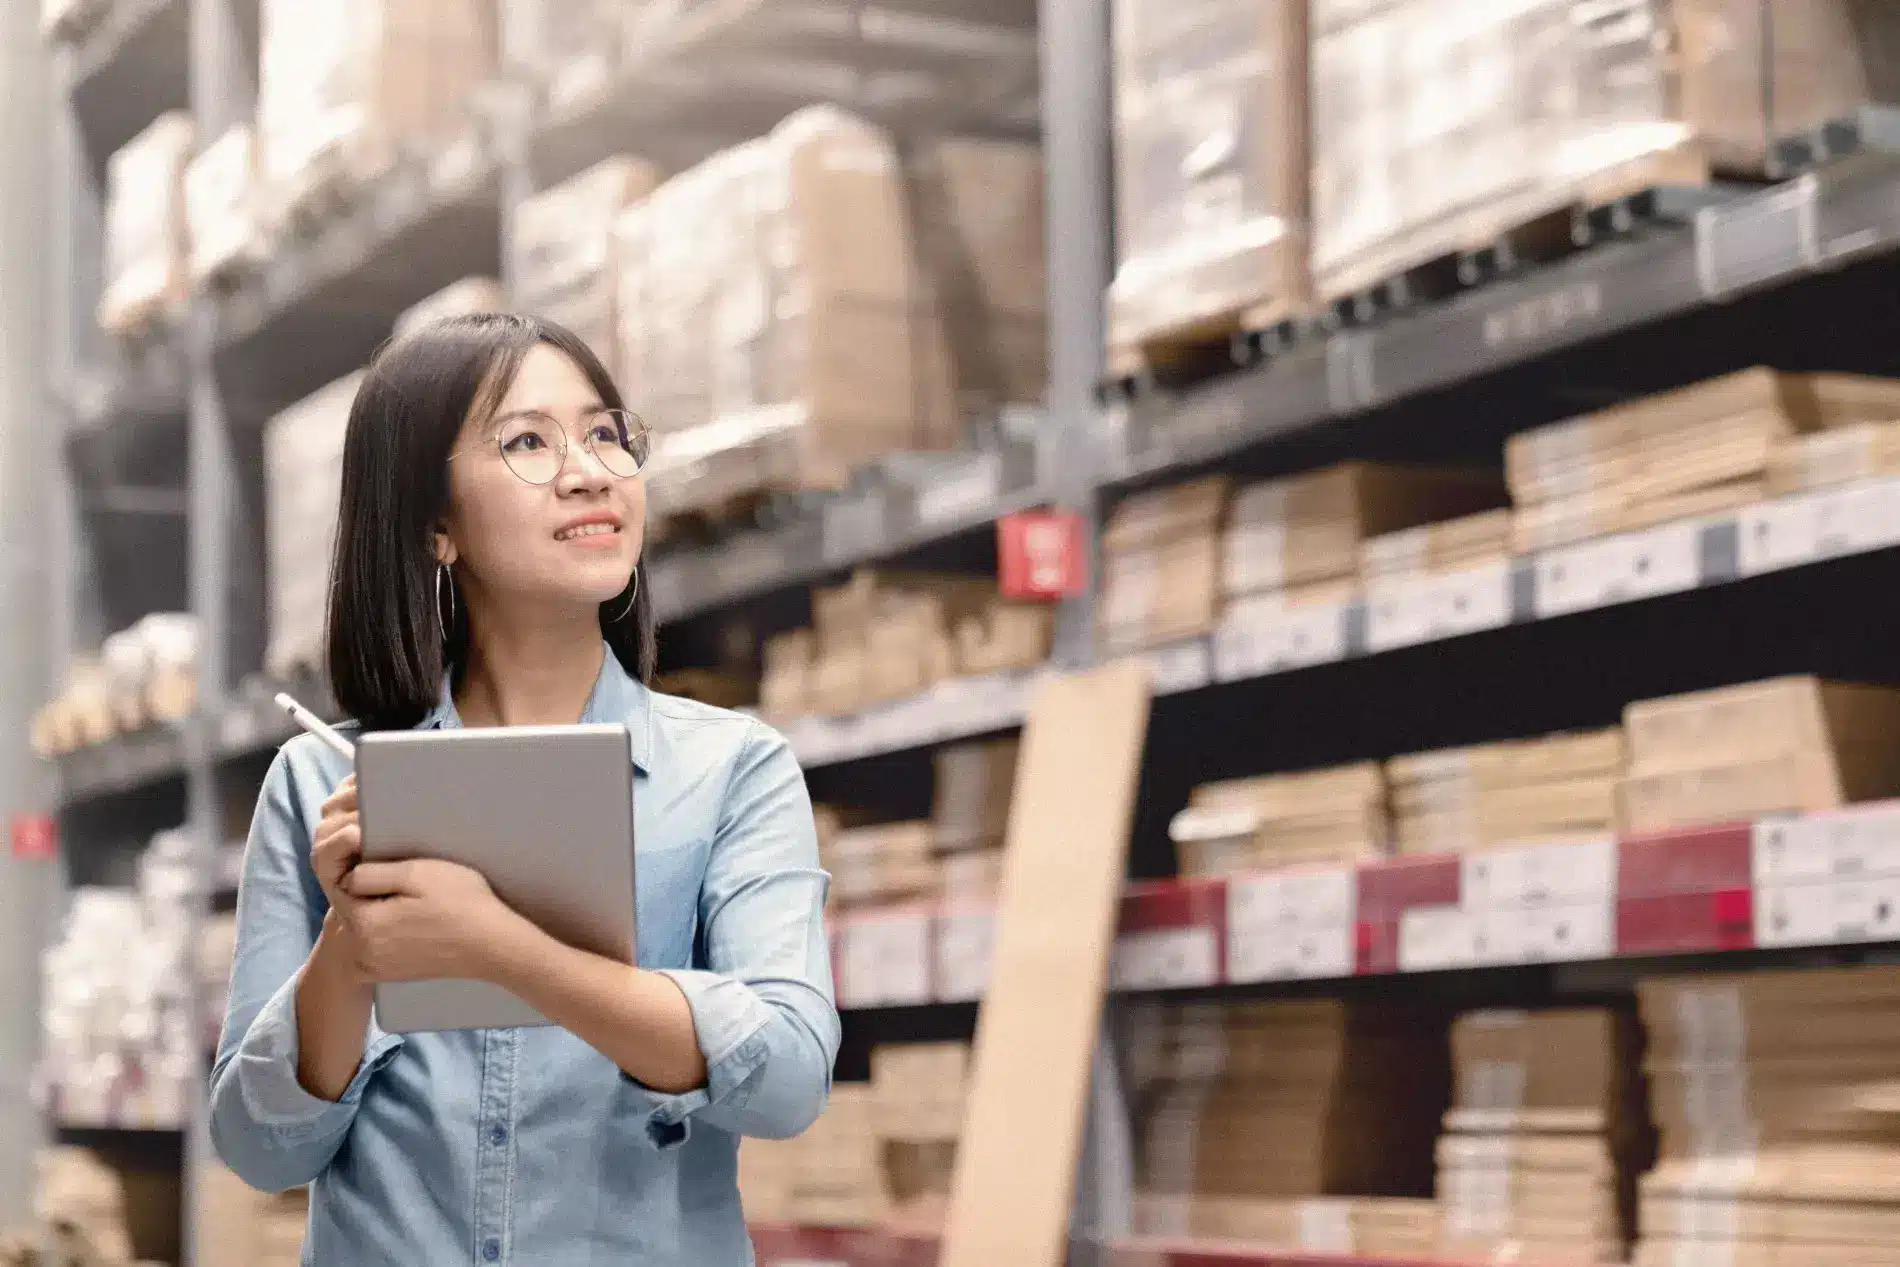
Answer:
[{"left": 209, "top": 650, "right": 839, "bottom": 1265}]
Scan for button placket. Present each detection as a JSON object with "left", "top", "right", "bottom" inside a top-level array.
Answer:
[{"left": 473, "top": 1029, "right": 519, "bottom": 1265}]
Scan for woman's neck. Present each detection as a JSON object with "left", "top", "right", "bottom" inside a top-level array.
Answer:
[{"left": 453, "top": 601, "right": 607, "bottom": 729}]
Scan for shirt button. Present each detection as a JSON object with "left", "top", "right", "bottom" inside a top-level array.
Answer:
[
  {"left": 483, "top": 1239, "right": 501, "bottom": 1262},
  {"left": 488, "top": 1124, "right": 508, "bottom": 1146}
]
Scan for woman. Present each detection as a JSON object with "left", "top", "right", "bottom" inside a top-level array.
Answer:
[{"left": 210, "top": 314, "right": 839, "bottom": 1264}]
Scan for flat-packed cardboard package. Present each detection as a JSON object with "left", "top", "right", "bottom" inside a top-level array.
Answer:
[
  {"left": 186, "top": 126, "right": 263, "bottom": 287},
  {"left": 1102, "top": 477, "right": 1231, "bottom": 653},
  {"left": 257, "top": 0, "right": 498, "bottom": 225},
  {"left": 1618, "top": 676, "right": 1900, "bottom": 834},
  {"left": 1312, "top": 1, "right": 1900, "bottom": 306},
  {"left": 263, "top": 373, "right": 364, "bottom": 681},
  {"left": 1171, "top": 762, "right": 1389, "bottom": 875},
  {"left": 823, "top": 821, "right": 939, "bottom": 908},
  {"left": 1769, "top": 420, "right": 1900, "bottom": 496},
  {"left": 1360, "top": 509, "right": 1513, "bottom": 580},
  {"left": 512, "top": 157, "right": 662, "bottom": 366},
  {"left": 1109, "top": 0, "right": 1311, "bottom": 359},
  {"left": 872, "top": 1043, "right": 970, "bottom": 1143},
  {"left": 909, "top": 138, "right": 1048, "bottom": 410},
  {"left": 1224, "top": 463, "right": 1505, "bottom": 599},
  {"left": 758, "top": 629, "right": 814, "bottom": 723},
  {"left": 786, "top": 1085, "right": 889, "bottom": 1227},
  {"left": 954, "top": 601, "right": 1054, "bottom": 676},
  {"left": 933, "top": 739, "right": 1020, "bottom": 854},
  {"left": 1388, "top": 729, "right": 1625, "bottom": 853},
  {"left": 99, "top": 113, "right": 195, "bottom": 336},
  {"left": 619, "top": 108, "right": 959, "bottom": 520}
]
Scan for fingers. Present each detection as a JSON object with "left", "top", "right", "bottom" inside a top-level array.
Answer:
[
  {"left": 320, "top": 775, "right": 357, "bottom": 816},
  {"left": 343, "top": 859, "right": 415, "bottom": 899}
]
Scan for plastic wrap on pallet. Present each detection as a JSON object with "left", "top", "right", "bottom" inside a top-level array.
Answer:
[
  {"left": 1108, "top": 0, "right": 1310, "bottom": 356},
  {"left": 39, "top": 0, "right": 104, "bottom": 42},
  {"left": 257, "top": 0, "right": 498, "bottom": 227},
  {"left": 98, "top": 113, "right": 195, "bottom": 338},
  {"left": 1311, "top": 0, "right": 1900, "bottom": 306},
  {"left": 263, "top": 373, "right": 364, "bottom": 682},
  {"left": 907, "top": 138, "right": 1049, "bottom": 412},
  {"left": 616, "top": 107, "right": 959, "bottom": 522},
  {"left": 509, "top": 156, "right": 662, "bottom": 367},
  {"left": 187, "top": 126, "right": 264, "bottom": 287}
]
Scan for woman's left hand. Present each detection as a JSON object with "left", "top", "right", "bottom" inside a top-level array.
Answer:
[{"left": 339, "top": 858, "right": 525, "bottom": 984}]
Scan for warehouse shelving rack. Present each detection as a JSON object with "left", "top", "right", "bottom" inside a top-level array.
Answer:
[{"left": 39, "top": 0, "right": 1900, "bottom": 1263}]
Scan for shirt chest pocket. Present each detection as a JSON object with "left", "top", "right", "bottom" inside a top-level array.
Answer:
[{"left": 632, "top": 835, "right": 708, "bottom": 971}]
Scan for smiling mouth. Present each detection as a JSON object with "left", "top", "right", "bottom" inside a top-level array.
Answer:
[{"left": 555, "top": 523, "right": 622, "bottom": 542}]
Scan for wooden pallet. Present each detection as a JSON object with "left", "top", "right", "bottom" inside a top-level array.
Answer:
[
  {"left": 1105, "top": 296, "right": 1312, "bottom": 395},
  {"left": 1315, "top": 145, "right": 1719, "bottom": 328}
]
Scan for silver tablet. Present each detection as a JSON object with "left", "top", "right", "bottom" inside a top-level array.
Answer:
[{"left": 354, "top": 723, "right": 637, "bottom": 1033}]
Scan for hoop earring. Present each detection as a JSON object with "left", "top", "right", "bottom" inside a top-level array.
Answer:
[
  {"left": 609, "top": 571, "right": 638, "bottom": 623},
  {"left": 435, "top": 562, "right": 456, "bottom": 643}
]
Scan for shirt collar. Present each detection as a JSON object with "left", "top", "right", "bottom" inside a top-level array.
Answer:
[{"left": 419, "top": 644, "right": 652, "bottom": 773}]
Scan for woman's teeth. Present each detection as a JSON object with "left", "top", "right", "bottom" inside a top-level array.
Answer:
[{"left": 556, "top": 523, "right": 620, "bottom": 541}]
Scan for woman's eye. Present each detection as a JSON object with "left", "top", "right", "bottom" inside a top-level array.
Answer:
[
  {"left": 589, "top": 425, "right": 623, "bottom": 447},
  {"left": 503, "top": 431, "right": 548, "bottom": 452}
]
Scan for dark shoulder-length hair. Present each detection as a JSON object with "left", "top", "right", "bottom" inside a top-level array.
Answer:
[{"left": 326, "top": 313, "right": 657, "bottom": 731}]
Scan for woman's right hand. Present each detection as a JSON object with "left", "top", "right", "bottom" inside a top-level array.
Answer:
[{"left": 312, "top": 774, "right": 362, "bottom": 910}]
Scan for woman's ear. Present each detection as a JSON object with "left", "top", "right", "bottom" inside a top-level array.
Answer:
[{"left": 433, "top": 529, "right": 458, "bottom": 567}]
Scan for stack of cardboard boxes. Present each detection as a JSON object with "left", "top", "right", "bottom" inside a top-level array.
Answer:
[
  {"left": 931, "top": 739, "right": 1019, "bottom": 907},
  {"left": 617, "top": 107, "right": 961, "bottom": 523},
  {"left": 98, "top": 113, "right": 195, "bottom": 337},
  {"left": 737, "top": 1042, "right": 972, "bottom": 1232},
  {"left": 512, "top": 157, "right": 663, "bottom": 368},
  {"left": 262, "top": 372, "right": 364, "bottom": 682},
  {"left": 1107, "top": 0, "right": 1311, "bottom": 365},
  {"left": 31, "top": 615, "right": 199, "bottom": 757},
  {"left": 1386, "top": 729, "right": 1625, "bottom": 856},
  {"left": 1435, "top": 1008, "right": 1650, "bottom": 1265},
  {"left": 255, "top": 0, "right": 498, "bottom": 228},
  {"left": 185, "top": 127, "right": 263, "bottom": 287},
  {"left": 1636, "top": 965, "right": 1900, "bottom": 1267},
  {"left": 820, "top": 818, "right": 938, "bottom": 912},
  {"left": 1359, "top": 508, "right": 1513, "bottom": 585},
  {"left": 1101, "top": 477, "right": 1232, "bottom": 655},
  {"left": 28, "top": 1147, "right": 177, "bottom": 1267},
  {"left": 1169, "top": 762, "right": 1387, "bottom": 877},
  {"left": 1124, "top": 999, "right": 1448, "bottom": 1248},
  {"left": 1618, "top": 676, "right": 1900, "bottom": 837},
  {"left": 759, "top": 570, "right": 1049, "bottom": 723},
  {"left": 1311, "top": 1, "right": 1900, "bottom": 310},
  {"left": 1508, "top": 370, "right": 1900, "bottom": 555}
]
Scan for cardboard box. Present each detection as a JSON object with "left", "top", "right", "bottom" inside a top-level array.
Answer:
[
  {"left": 933, "top": 739, "right": 1020, "bottom": 854},
  {"left": 512, "top": 157, "right": 662, "bottom": 365},
  {"left": 1618, "top": 677, "right": 1900, "bottom": 834},
  {"left": 1102, "top": 477, "right": 1231, "bottom": 653},
  {"left": 1109, "top": 0, "right": 1311, "bottom": 352},
  {"left": 264, "top": 373, "right": 364, "bottom": 681},
  {"left": 257, "top": 0, "right": 498, "bottom": 224},
  {"left": 99, "top": 113, "right": 194, "bottom": 336},
  {"left": 909, "top": 138, "right": 1048, "bottom": 410},
  {"left": 759, "top": 629, "right": 814, "bottom": 723},
  {"left": 1389, "top": 729, "right": 1625, "bottom": 853},
  {"left": 1312, "top": 2, "right": 1900, "bottom": 305},
  {"left": 1360, "top": 509, "right": 1513, "bottom": 579},
  {"left": 954, "top": 602, "right": 1053, "bottom": 676},
  {"left": 623, "top": 108, "right": 961, "bottom": 519},
  {"left": 1768, "top": 421, "right": 1900, "bottom": 496},
  {"left": 1172, "top": 762, "right": 1388, "bottom": 875},
  {"left": 186, "top": 126, "right": 262, "bottom": 286},
  {"left": 824, "top": 821, "right": 939, "bottom": 908},
  {"left": 1224, "top": 463, "right": 1505, "bottom": 598}
]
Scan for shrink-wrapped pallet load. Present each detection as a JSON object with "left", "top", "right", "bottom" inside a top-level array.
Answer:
[
  {"left": 510, "top": 157, "right": 663, "bottom": 367},
  {"left": 1107, "top": 0, "right": 1311, "bottom": 367},
  {"left": 99, "top": 113, "right": 195, "bottom": 337},
  {"left": 256, "top": 0, "right": 498, "bottom": 227},
  {"left": 615, "top": 107, "right": 959, "bottom": 523},
  {"left": 185, "top": 126, "right": 264, "bottom": 287},
  {"left": 263, "top": 374, "right": 364, "bottom": 681}
]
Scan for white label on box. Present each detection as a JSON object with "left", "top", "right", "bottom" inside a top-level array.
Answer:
[
  {"left": 935, "top": 909, "right": 995, "bottom": 1003},
  {"left": 1465, "top": 838, "right": 1617, "bottom": 909},
  {"left": 1534, "top": 522, "right": 1701, "bottom": 618},
  {"left": 1110, "top": 926, "right": 1219, "bottom": 991},
  {"left": 1212, "top": 601, "right": 1348, "bottom": 682},
  {"left": 1225, "top": 869, "right": 1356, "bottom": 983},
  {"left": 1144, "top": 639, "right": 1212, "bottom": 695},
  {"left": 839, "top": 915, "right": 932, "bottom": 1008},
  {"left": 1296, "top": 1198, "right": 1354, "bottom": 1253},
  {"left": 1739, "top": 477, "right": 1900, "bottom": 576},
  {"left": 1470, "top": 908, "right": 1530, "bottom": 966},
  {"left": 1366, "top": 563, "right": 1511, "bottom": 652},
  {"left": 1737, "top": 496, "right": 1819, "bottom": 575},
  {"left": 1398, "top": 905, "right": 1476, "bottom": 972},
  {"left": 1520, "top": 901, "right": 1614, "bottom": 963},
  {"left": 1750, "top": 814, "right": 1816, "bottom": 886},
  {"left": 1763, "top": 803, "right": 1900, "bottom": 884}
]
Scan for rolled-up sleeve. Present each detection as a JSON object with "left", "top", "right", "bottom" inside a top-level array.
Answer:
[
  {"left": 636, "top": 721, "right": 840, "bottom": 1145},
  {"left": 208, "top": 743, "right": 404, "bottom": 1191}
]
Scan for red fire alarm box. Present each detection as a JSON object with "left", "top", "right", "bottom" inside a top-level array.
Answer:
[{"left": 998, "top": 509, "right": 1088, "bottom": 601}]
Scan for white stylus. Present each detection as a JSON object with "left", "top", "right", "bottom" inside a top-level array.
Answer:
[{"left": 274, "top": 692, "right": 355, "bottom": 759}]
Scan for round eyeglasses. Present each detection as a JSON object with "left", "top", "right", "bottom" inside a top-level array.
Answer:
[{"left": 450, "top": 409, "right": 651, "bottom": 486}]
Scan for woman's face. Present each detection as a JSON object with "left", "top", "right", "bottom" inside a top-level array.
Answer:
[{"left": 437, "top": 344, "right": 646, "bottom": 614}]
